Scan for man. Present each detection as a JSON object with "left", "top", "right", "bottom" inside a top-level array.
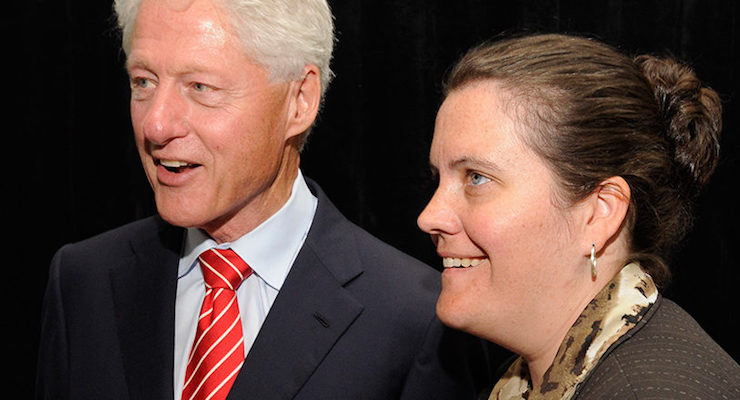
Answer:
[{"left": 36, "top": 0, "right": 489, "bottom": 399}]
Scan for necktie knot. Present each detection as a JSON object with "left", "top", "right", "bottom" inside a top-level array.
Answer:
[
  {"left": 198, "top": 248, "right": 252, "bottom": 290},
  {"left": 186, "top": 247, "right": 250, "bottom": 400}
]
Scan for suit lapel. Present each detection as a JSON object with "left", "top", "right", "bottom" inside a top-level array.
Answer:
[
  {"left": 110, "top": 219, "right": 183, "bottom": 400},
  {"left": 228, "top": 181, "right": 365, "bottom": 399}
]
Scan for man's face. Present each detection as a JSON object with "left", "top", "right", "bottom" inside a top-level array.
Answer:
[{"left": 126, "top": 0, "right": 300, "bottom": 241}]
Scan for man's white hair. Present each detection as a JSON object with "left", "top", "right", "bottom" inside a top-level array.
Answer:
[{"left": 113, "top": 0, "right": 335, "bottom": 97}]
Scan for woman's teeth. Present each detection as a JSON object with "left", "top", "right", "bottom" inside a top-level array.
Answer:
[{"left": 442, "top": 257, "right": 486, "bottom": 268}]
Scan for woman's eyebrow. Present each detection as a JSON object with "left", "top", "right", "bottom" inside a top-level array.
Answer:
[{"left": 450, "top": 156, "right": 503, "bottom": 174}]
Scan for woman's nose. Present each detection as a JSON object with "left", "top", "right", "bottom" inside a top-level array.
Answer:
[{"left": 417, "top": 188, "right": 462, "bottom": 236}]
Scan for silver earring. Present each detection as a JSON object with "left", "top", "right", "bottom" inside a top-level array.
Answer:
[{"left": 590, "top": 243, "right": 597, "bottom": 280}]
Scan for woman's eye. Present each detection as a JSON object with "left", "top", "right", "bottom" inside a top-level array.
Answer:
[{"left": 469, "top": 172, "right": 491, "bottom": 186}]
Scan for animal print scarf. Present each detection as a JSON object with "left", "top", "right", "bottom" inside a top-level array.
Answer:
[{"left": 489, "top": 263, "right": 658, "bottom": 399}]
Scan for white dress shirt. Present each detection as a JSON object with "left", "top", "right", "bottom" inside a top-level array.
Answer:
[{"left": 172, "top": 171, "right": 318, "bottom": 398}]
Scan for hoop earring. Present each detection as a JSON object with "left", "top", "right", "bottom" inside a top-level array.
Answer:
[{"left": 590, "top": 243, "right": 597, "bottom": 280}]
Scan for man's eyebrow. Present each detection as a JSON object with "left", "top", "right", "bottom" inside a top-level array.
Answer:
[
  {"left": 125, "top": 57, "right": 217, "bottom": 77},
  {"left": 125, "top": 57, "right": 148, "bottom": 72}
]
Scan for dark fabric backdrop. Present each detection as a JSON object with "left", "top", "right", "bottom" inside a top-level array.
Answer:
[{"left": 8, "top": 0, "right": 739, "bottom": 396}]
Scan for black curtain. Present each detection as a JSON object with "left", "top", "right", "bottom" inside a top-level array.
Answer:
[{"left": 10, "top": 0, "right": 739, "bottom": 395}]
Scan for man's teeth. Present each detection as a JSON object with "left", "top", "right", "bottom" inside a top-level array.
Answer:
[
  {"left": 442, "top": 257, "right": 486, "bottom": 268},
  {"left": 160, "top": 160, "right": 191, "bottom": 168}
]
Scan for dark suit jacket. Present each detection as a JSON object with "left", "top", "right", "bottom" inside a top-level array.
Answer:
[
  {"left": 37, "top": 181, "right": 489, "bottom": 399},
  {"left": 574, "top": 296, "right": 740, "bottom": 399}
]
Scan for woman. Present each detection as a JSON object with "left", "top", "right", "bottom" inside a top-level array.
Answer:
[{"left": 418, "top": 33, "right": 740, "bottom": 399}]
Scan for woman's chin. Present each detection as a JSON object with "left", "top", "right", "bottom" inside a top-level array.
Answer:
[{"left": 436, "top": 294, "right": 472, "bottom": 332}]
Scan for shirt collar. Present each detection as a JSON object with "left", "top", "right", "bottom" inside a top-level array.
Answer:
[{"left": 178, "top": 170, "right": 318, "bottom": 291}]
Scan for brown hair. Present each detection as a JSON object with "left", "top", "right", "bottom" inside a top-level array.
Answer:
[{"left": 444, "top": 33, "right": 722, "bottom": 287}]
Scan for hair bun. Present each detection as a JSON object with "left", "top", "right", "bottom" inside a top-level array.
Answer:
[{"left": 634, "top": 55, "right": 722, "bottom": 196}]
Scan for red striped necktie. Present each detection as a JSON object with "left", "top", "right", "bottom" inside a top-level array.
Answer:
[{"left": 182, "top": 248, "right": 253, "bottom": 400}]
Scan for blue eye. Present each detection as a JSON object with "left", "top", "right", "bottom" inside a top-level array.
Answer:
[
  {"left": 469, "top": 172, "right": 491, "bottom": 186},
  {"left": 129, "top": 77, "right": 156, "bottom": 100},
  {"left": 131, "top": 77, "right": 152, "bottom": 88}
]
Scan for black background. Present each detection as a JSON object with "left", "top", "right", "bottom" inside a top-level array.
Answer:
[{"left": 8, "top": 0, "right": 739, "bottom": 395}]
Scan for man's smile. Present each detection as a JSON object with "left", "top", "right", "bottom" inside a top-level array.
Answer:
[{"left": 157, "top": 159, "right": 202, "bottom": 173}]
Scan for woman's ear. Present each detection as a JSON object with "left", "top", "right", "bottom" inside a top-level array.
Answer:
[
  {"left": 584, "top": 176, "right": 631, "bottom": 253},
  {"left": 285, "top": 64, "right": 322, "bottom": 140}
]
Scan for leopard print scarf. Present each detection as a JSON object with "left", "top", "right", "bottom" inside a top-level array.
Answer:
[{"left": 489, "top": 263, "right": 658, "bottom": 400}]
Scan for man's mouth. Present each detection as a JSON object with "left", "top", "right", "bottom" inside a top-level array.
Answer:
[
  {"left": 442, "top": 257, "right": 487, "bottom": 269},
  {"left": 158, "top": 160, "right": 201, "bottom": 173}
]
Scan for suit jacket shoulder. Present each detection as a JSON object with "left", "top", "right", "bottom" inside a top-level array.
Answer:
[
  {"left": 37, "top": 216, "right": 183, "bottom": 400},
  {"left": 52, "top": 216, "right": 180, "bottom": 272},
  {"left": 305, "top": 181, "right": 443, "bottom": 312},
  {"left": 576, "top": 296, "right": 740, "bottom": 399}
]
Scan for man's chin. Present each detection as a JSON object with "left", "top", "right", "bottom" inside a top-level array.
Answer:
[
  {"left": 157, "top": 206, "right": 236, "bottom": 242},
  {"left": 156, "top": 205, "right": 208, "bottom": 229}
]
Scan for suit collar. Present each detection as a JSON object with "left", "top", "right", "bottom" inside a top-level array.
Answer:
[
  {"left": 110, "top": 217, "right": 183, "bottom": 400},
  {"left": 228, "top": 180, "right": 365, "bottom": 399},
  {"left": 301, "top": 178, "right": 364, "bottom": 284}
]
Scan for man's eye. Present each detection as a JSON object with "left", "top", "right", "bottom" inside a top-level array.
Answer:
[
  {"left": 129, "top": 77, "right": 155, "bottom": 100},
  {"left": 469, "top": 172, "right": 491, "bottom": 186},
  {"left": 192, "top": 82, "right": 211, "bottom": 92},
  {"left": 189, "top": 82, "right": 224, "bottom": 107},
  {"left": 132, "top": 77, "right": 152, "bottom": 88}
]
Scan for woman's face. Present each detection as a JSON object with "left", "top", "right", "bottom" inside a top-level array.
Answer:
[{"left": 417, "top": 81, "right": 589, "bottom": 349}]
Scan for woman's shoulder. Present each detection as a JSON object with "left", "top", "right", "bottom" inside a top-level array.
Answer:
[{"left": 576, "top": 296, "right": 740, "bottom": 399}]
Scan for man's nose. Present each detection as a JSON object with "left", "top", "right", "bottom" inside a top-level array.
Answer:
[
  {"left": 417, "top": 188, "right": 462, "bottom": 236},
  {"left": 139, "top": 82, "right": 190, "bottom": 146}
]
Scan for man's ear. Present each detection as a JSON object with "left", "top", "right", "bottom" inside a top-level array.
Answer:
[
  {"left": 583, "top": 176, "right": 631, "bottom": 253},
  {"left": 285, "top": 64, "right": 321, "bottom": 139}
]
